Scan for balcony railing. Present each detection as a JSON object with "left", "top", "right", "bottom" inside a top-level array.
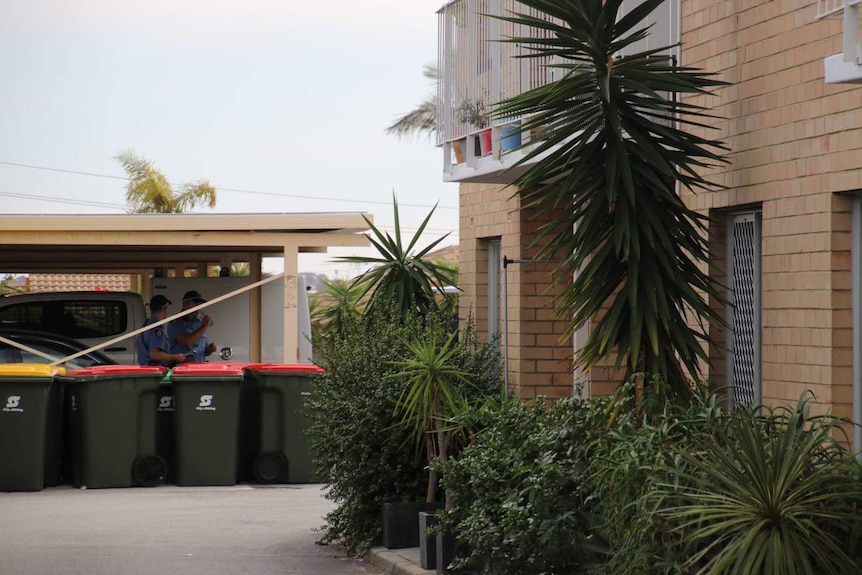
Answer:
[
  {"left": 437, "top": 0, "right": 680, "bottom": 183},
  {"left": 818, "top": 0, "right": 862, "bottom": 83}
]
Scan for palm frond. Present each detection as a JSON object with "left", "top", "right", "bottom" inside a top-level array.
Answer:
[{"left": 490, "top": 0, "right": 729, "bottom": 395}]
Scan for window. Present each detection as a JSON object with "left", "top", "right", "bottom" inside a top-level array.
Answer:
[
  {"left": 728, "top": 211, "right": 762, "bottom": 406},
  {"left": 0, "top": 300, "right": 128, "bottom": 339},
  {"left": 487, "top": 238, "right": 502, "bottom": 341}
]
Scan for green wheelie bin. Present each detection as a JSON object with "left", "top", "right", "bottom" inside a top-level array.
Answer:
[
  {"left": 243, "top": 364, "right": 324, "bottom": 484},
  {"left": 156, "top": 370, "right": 176, "bottom": 484},
  {"left": 0, "top": 364, "right": 60, "bottom": 491},
  {"left": 171, "top": 363, "right": 244, "bottom": 486},
  {"left": 64, "top": 365, "right": 168, "bottom": 489}
]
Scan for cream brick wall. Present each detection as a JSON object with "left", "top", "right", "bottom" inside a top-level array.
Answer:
[
  {"left": 682, "top": 0, "right": 861, "bottom": 416},
  {"left": 459, "top": 182, "right": 573, "bottom": 399},
  {"left": 456, "top": 1, "right": 861, "bottom": 410}
]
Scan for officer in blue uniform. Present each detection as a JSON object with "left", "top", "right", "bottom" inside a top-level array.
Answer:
[
  {"left": 169, "top": 290, "right": 217, "bottom": 362},
  {"left": 137, "top": 295, "right": 186, "bottom": 366}
]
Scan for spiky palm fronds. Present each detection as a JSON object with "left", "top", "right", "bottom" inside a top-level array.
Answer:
[{"left": 495, "top": 0, "right": 729, "bottom": 396}]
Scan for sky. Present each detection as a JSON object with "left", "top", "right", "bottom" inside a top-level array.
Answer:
[{"left": 0, "top": 0, "right": 457, "bottom": 278}]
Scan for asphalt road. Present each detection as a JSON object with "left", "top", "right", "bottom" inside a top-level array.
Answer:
[{"left": 0, "top": 483, "right": 381, "bottom": 575}]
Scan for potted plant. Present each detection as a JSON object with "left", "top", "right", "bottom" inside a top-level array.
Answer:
[
  {"left": 390, "top": 332, "right": 475, "bottom": 567},
  {"left": 456, "top": 98, "right": 492, "bottom": 157}
]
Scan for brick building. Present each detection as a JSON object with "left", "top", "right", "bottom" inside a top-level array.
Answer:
[{"left": 436, "top": 0, "right": 862, "bottom": 442}]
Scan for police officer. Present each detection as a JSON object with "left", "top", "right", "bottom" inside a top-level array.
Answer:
[
  {"left": 137, "top": 295, "right": 186, "bottom": 366},
  {"left": 169, "top": 290, "right": 217, "bottom": 362}
]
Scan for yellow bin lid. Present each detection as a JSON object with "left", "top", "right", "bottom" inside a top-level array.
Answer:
[{"left": 0, "top": 363, "right": 59, "bottom": 377}]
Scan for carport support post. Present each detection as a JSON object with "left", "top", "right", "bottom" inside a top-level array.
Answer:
[
  {"left": 283, "top": 245, "right": 299, "bottom": 363},
  {"left": 249, "top": 253, "right": 262, "bottom": 363}
]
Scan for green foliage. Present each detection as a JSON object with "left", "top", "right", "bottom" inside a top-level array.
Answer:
[
  {"left": 307, "top": 302, "right": 501, "bottom": 555},
  {"left": 456, "top": 97, "right": 489, "bottom": 128},
  {"left": 116, "top": 149, "right": 217, "bottom": 213},
  {"left": 336, "top": 195, "right": 458, "bottom": 320},
  {"left": 440, "top": 376, "right": 862, "bottom": 575},
  {"left": 391, "top": 333, "right": 474, "bottom": 450},
  {"left": 493, "top": 0, "right": 729, "bottom": 396},
  {"left": 589, "top": 378, "right": 727, "bottom": 575},
  {"left": 310, "top": 278, "right": 362, "bottom": 342},
  {"left": 439, "top": 396, "right": 612, "bottom": 574},
  {"left": 663, "top": 396, "right": 862, "bottom": 575},
  {"left": 391, "top": 332, "right": 481, "bottom": 506}
]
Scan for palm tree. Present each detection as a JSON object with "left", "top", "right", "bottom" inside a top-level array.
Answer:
[
  {"left": 115, "top": 150, "right": 217, "bottom": 213},
  {"left": 337, "top": 195, "right": 458, "bottom": 320},
  {"left": 493, "top": 0, "right": 729, "bottom": 397},
  {"left": 385, "top": 65, "right": 438, "bottom": 140},
  {"left": 312, "top": 278, "right": 363, "bottom": 340},
  {"left": 391, "top": 332, "right": 474, "bottom": 508}
]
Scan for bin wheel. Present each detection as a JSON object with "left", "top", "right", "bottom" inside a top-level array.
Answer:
[
  {"left": 253, "top": 452, "right": 287, "bottom": 484},
  {"left": 132, "top": 454, "right": 167, "bottom": 487}
]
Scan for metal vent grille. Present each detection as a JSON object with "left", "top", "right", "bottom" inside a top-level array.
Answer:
[{"left": 729, "top": 213, "right": 761, "bottom": 406}]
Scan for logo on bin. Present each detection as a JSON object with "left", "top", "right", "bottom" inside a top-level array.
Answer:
[
  {"left": 158, "top": 396, "right": 174, "bottom": 411},
  {"left": 3, "top": 396, "right": 23, "bottom": 413},
  {"left": 196, "top": 394, "right": 216, "bottom": 412}
]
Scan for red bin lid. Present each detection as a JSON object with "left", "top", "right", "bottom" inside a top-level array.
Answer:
[
  {"left": 66, "top": 365, "right": 168, "bottom": 377},
  {"left": 246, "top": 363, "right": 324, "bottom": 374},
  {"left": 172, "top": 362, "right": 245, "bottom": 377}
]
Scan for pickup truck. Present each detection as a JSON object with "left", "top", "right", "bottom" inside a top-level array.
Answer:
[{"left": 0, "top": 291, "right": 146, "bottom": 365}]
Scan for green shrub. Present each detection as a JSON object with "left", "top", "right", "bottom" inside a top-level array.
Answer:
[
  {"left": 308, "top": 303, "right": 501, "bottom": 555},
  {"left": 588, "top": 380, "right": 727, "bottom": 575},
  {"left": 440, "top": 375, "right": 862, "bottom": 575},
  {"left": 439, "top": 396, "right": 612, "bottom": 574},
  {"left": 662, "top": 395, "right": 862, "bottom": 575}
]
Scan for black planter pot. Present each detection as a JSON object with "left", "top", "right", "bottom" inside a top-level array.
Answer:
[
  {"left": 436, "top": 530, "right": 457, "bottom": 575},
  {"left": 419, "top": 511, "right": 439, "bottom": 569},
  {"left": 381, "top": 502, "right": 443, "bottom": 549}
]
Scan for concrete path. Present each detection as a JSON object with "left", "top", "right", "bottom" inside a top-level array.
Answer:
[{"left": 0, "top": 483, "right": 381, "bottom": 575}]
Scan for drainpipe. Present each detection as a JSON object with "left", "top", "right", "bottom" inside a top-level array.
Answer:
[{"left": 853, "top": 197, "right": 861, "bottom": 452}]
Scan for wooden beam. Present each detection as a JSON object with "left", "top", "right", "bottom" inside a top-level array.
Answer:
[
  {"left": 0, "top": 231, "right": 369, "bottom": 249},
  {"left": 0, "top": 213, "right": 372, "bottom": 233}
]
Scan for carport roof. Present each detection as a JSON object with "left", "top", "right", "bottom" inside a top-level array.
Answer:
[{"left": 0, "top": 212, "right": 371, "bottom": 273}]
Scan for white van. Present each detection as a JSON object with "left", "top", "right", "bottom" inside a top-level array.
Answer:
[{"left": 0, "top": 291, "right": 146, "bottom": 364}]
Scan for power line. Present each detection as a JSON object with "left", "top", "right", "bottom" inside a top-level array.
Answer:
[
  {"left": 0, "top": 160, "right": 459, "bottom": 211},
  {"left": 0, "top": 189, "right": 458, "bottom": 235},
  {"left": 0, "top": 190, "right": 127, "bottom": 210}
]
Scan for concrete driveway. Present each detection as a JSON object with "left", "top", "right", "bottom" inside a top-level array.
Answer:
[{"left": 0, "top": 484, "right": 380, "bottom": 575}]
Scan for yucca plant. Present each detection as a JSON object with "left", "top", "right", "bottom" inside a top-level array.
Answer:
[
  {"left": 492, "top": 0, "right": 729, "bottom": 397},
  {"left": 312, "top": 277, "right": 362, "bottom": 341},
  {"left": 390, "top": 332, "right": 475, "bottom": 508},
  {"left": 662, "top": 396, "right": 862, "bottom": 575},
  {"left": 337, "top": 195, "right": 458, "bottom": 320}
]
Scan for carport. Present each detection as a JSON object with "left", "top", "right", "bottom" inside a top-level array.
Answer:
[{"left": 0, "top": 212, "right": 370, "bottom": 362}]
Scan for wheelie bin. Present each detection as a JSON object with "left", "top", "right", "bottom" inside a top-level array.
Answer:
[
  {"left": 156, "top": 370, "right": 176, "bottom": 484},
  {"left": 243, "top": 364, "right": 324, "bottom": 484},
  {"left": 0, "top": 364, "right": 59, "bottom": 491},
  {"left": 63, "top": 365, "right": 167, "bottom": 489},
  {"left": 171, "top": 363, "right": 244, "bottom": 486}
]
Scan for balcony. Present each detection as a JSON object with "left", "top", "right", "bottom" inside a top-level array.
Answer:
[
  {"left": 436, "top": 0, "right": 679, "bottom": 184},
  {"left": 818, "top": 0, "right": 862, "bottom": 84}
]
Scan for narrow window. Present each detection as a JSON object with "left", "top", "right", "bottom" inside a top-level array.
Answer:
[
  {"left": 487, "top": 238, "right": 502, "bottom": 341},
  {"left": 728, "top": 211, "right": 762, "bottom": 406}
]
